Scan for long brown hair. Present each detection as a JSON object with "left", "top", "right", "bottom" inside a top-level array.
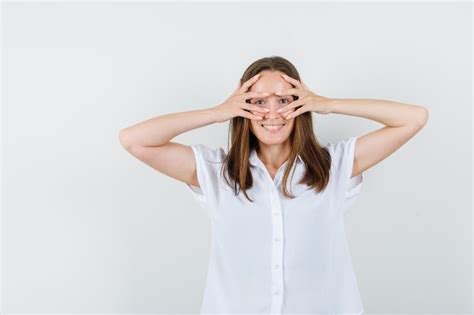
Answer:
[{"left": 220, "top": 56, "right": 331, "bottom": 202}]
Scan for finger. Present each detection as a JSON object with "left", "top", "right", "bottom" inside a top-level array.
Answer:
[
  {"left": 239, "top": 110, "right": 263, "bottom": 121},
  {"left": 281, "top": 73, "right": 303, "bottom": 90},
  {"left": 275, "top": 88, "right": 303, "bottom": 97},
  {"left": 300, "top": 78, "right": 310, "bottom": 91},
  {"left": 278, "top": 108, "right": 293, "bottom": 119},
  {"left": 238, "top": 73, "right": 261, "bottom": 94},
  {"left": 240, "top": 91, "right": 271, "bottom": 101},
  {"left": 251, "top": 111, "right": 267, "bottom": 119},
  {"left": 276, "top": 98, "right": 304, "bottom": 113},
  {"left": 232, "top": 79, "right": 242, "bottom": 95},
  {"left": 282, "top": 110, "right": 294, "bottom": 117},
  {"left": 242, "top": 103, "right": 271, "bottom": 114},
  {"left": 285, "top": 107, "right": 307, "bottom": 119}
]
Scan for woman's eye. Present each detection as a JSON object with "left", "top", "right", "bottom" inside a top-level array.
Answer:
[{"left": 254, "top": 98, "right": 290, "bottom": 105}]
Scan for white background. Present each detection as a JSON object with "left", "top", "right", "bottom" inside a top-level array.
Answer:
[{"left": 2, "top": 1, "right": 472, "bottom": 314}]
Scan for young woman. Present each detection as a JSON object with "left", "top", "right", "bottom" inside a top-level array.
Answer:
[{"left": 119, "top": 56, "right": 428, "bottom": 314}]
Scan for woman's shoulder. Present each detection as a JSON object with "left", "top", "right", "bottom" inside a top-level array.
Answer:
[
  {"left": 189, "top": 143, "right": 226, "bottom": 163},
  {"left": 322, "top": 137, "right": 358, "bottom": 159}
]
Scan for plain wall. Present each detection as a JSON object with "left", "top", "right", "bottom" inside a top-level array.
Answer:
[{"left": 2, "top": 2, "right": 472, "bottom": 314}]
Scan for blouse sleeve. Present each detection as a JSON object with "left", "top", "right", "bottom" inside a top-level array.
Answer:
[
  {"left": 326, "top": 136, "right": 364, "bottom": 215},
  {"left": 184, "top": 143, "right": 223, "bottom": 219}
]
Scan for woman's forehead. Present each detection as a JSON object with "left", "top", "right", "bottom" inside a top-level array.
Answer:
[{"left": 250, "top": 75, "right": 293, "bottom": 92}]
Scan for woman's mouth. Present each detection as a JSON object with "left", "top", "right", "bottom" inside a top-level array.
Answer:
[{"left": 261, "top": 123, "right": 285, "bottom": 133}]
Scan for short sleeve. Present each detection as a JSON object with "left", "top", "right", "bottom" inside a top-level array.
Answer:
[
  {"left": 326, "top": 136, "right": 364, "bottom": 215},
  {"left": 184, "top": 144, "right": 224, "bottom": 219}
]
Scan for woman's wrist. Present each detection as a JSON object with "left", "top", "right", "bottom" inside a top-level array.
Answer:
[{"left": 326, "top": 98, "right": 342, "bottom": 114}]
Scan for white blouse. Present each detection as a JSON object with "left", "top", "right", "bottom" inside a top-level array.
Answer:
[{"left": 185, "top": 136, "right": 364, "bottom": 315}]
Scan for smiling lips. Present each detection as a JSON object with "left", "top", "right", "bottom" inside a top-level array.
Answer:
[{"left": 261, "top": 123, "right": 285, "bottom": 133}]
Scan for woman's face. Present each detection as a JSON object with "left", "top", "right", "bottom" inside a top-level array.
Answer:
[{"left": 248, "top": 71, "right": 296, "bottom": 145}]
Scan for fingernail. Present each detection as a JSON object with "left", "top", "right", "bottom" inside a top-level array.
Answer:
[
  {"left": 276, "top": 91, "right": 281, "bottom": 95},
  {"left": 277, "top": 108, "right": 283, "bottom": 113}
]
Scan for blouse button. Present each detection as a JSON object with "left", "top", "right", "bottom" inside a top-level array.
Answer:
[
  {"left": 274, "top": 290, "right": 280, "bottom": 295},
  {"left": 274, "top": 264, "right": 280, "bottom": 269},
  {"left": 274, "top": 236, "right": 280, "bottom": 242},
  {"left": 273, "top": 211, "right": 280, "bottom": 216}
]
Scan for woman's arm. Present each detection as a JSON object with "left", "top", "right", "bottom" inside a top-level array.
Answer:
[
  {"left": 328, "top": 98, "right": 428, "bottom": 127},
  {"left": 327, "top": 98, "right": 429, "bottom": 178},
  {"left": 118, "top": 108, "right": 220, "bottom": 188},
  {"left": 119, "top": 108, "right": 218, "bottom": 149},
  {"left": 270, "top": 74, "right": 429, "bottom": 179},
  {"left": 118, "top": 73, "right": 270, "bottom": 187}
]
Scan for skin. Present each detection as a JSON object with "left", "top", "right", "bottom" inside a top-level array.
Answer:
[
  {"left": 120, "top": 67, "right": 429, "bottom": 190},
  {"left": 247, "top": 70, "right": 297, "bottom": 171}
]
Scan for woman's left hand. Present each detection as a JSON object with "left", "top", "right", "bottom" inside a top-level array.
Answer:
[{"left": 276, "top": 73, "right": 333, "bottom": 119}]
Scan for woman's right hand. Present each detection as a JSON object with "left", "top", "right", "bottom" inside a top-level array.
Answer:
[{"left": 212, "top": 73, "right": 272, "bottom": 123}]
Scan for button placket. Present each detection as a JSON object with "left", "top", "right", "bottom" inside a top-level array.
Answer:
[
  {"left": 255, "top": 157, "right": 286, "bottom": 314},
  {"left": 269, "top": 181, "right": 284, "bottom": 314}
]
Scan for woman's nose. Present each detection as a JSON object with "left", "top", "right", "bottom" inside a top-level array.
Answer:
[
  {"left": 264, "top": 103, "right": 295, "bottom": 115},
  {"left": 265, "top": 106, "right": 285, "bottom": 116},
  {"left": 258, "top": 109, "right": 292, "bottom": 121}
]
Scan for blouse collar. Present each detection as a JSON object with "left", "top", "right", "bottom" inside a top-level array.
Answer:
[{"left": 249, "top": 147, "right": 303, "bottom": 167}]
